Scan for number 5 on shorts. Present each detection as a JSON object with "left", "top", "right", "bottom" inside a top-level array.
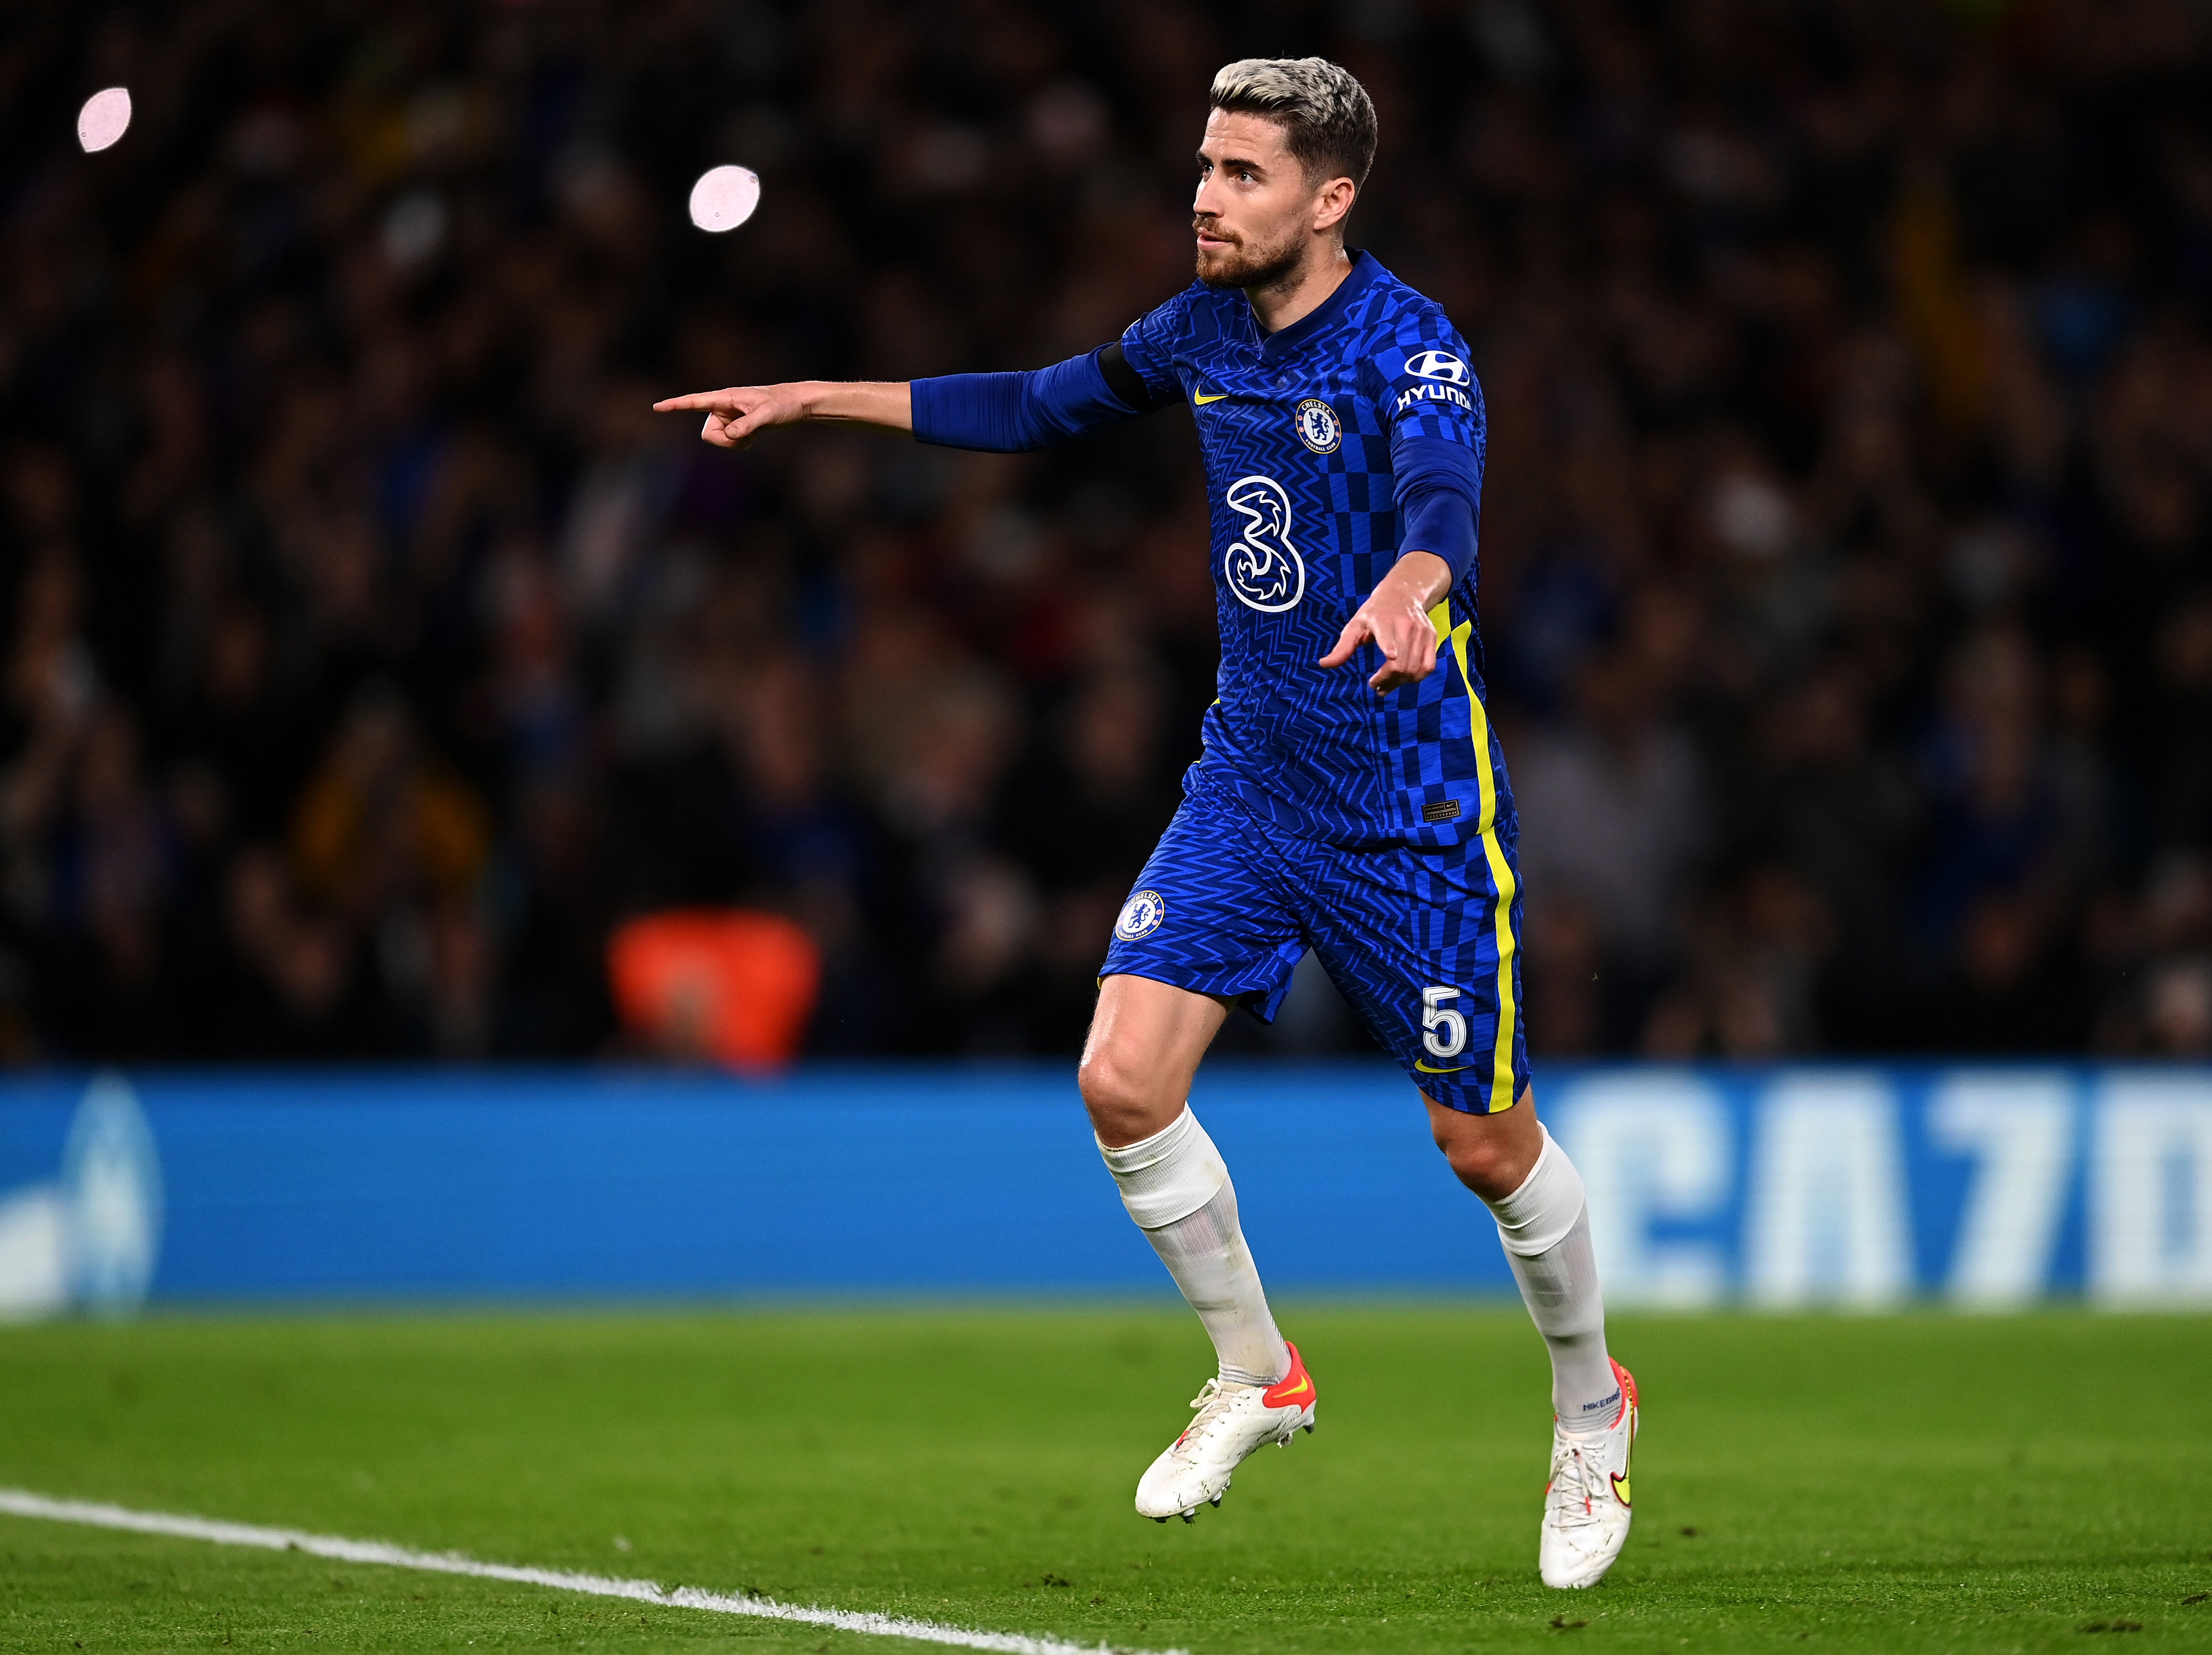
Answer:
[{"left": 1421, "top": 985, "right": 1467, "bottom": 1059}]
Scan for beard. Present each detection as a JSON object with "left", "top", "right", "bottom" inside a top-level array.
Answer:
[{"left": 1194, "top": 220, "right": 1304, "bottom": 291}]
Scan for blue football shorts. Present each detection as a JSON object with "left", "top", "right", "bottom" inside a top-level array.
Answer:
[{"left": 1099, "top": 781, "right": 1529, "bottom": 1114}]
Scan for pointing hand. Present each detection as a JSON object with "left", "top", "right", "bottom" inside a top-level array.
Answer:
[
  {"left": 650, "top": 383, "right": 812, "bottom": 449},
  {"left": 1319, "top": 551, "right": 1452, "bottom": 695}
]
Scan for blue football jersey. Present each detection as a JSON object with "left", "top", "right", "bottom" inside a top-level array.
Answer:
[
  {"left": 1111, "top": 251, "right": 1505, "bottom": 849},
  {"left": 907, "top": 250, "right": 1527, "bottom": 1092}
]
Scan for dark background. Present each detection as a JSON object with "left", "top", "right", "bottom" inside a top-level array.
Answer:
[{"left": 1, "top": 0, "right": 2208, "bottom": 1065}]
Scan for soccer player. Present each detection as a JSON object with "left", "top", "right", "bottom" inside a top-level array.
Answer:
[{"left": 655, "top": 57, "right": 1636, "bottom": 1590}]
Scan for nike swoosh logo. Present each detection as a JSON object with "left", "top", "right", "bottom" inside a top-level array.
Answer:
[
  {"left": 1192, "top": 390, "right": 1227, "bottom": 404},
  {"left": 1261, "top": 1343, "right": 1314, "bottom": 1410},
  {"left": 1414, "top": 1060, "right": 1472, "bottom": 1074}
]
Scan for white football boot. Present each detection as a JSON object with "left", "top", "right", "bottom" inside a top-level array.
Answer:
[
  {"left": 1539, "top": 1358, "right": 1638, "bottom": 1588},
  {"left": 1135, "top": 1342, "right": 1317, "bottom": 1522}
]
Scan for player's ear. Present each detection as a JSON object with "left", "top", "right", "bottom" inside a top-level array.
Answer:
[{"left": 1313, "top": 175, "right": 1356, "bottom": 235}]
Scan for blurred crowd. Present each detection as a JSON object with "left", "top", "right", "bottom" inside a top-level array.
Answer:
[{"left": 4, "top": 0, "right": 2212, "bottom": 1063}]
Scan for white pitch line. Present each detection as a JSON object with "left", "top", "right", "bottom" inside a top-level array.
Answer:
[{"left": 0, "top": 1489, "right": 1186, "bottom": 1655}]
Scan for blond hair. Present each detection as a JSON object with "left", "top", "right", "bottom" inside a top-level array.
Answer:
[{"left": 1209, "top": 57, "right": 1378, "bottom": 189}]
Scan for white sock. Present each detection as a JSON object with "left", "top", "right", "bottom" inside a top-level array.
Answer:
[
  {"left": 1483, "top": 1125, "right": 1620, "bottom": 1434},
  {"left": 1099, "top": 1108, "right": 1290, "bottom": 1388}
]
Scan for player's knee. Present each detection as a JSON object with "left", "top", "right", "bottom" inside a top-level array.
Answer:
[
  {"left": 1077, "top": 1048, "right": 1163, "bottom": 1144},
  {"left": 1432, "top": 1121, "right": 1521, "bottom": 1201}
]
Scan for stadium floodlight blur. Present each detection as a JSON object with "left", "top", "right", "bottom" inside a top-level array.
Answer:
[
  {"left": 73, "top": 88, "right": 130, "bottom": 154},
  {"left": 688, "top": 165, "right": 761, "bottom": 233},
  {"left": 4, "top": 0, "right": 2212, "bottom": 1066}
]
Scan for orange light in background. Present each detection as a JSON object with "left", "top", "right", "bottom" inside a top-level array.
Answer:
[{"left": 606, "top": 909, "right": 821, "bottom": 1070}]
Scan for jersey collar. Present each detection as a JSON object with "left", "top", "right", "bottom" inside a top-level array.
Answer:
[{"left": 1252, "top": 247, "right": 1380, "bottom": 361}]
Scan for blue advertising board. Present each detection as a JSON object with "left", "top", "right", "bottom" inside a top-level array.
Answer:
[{"left": 0, "top": 1063, "right": 2206, "bottom": 1312}]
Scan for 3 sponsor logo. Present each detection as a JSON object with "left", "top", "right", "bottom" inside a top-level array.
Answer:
[
  {"left": 1293, "top": 397, "right": 1341, "bottom": 454},
  {"left": 1221, "top": 474, "right": 1307, "bottom": 612},
  {"left": 1114, "top": 889, "right": 1167, "bottom": 940}
]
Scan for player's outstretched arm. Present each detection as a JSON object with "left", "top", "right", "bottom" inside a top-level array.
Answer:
[
  {"left": 1319, "top": 550, "right": 1454, "bottom": 695},
  {"left": 651, "top": 382, "right": 912, "bottom": 449}
]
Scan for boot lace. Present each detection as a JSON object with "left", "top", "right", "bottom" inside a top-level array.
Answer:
[
  {"left": 1546, "top": 1433, "right": 1610, "bottom": 1533},
  {"left": 1170, "top": 1377, "right": 1255, "bottom": 1460}
]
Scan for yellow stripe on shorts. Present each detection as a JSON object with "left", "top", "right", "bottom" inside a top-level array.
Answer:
[{"left": 1429, "top": 600, "right": 1520, "bottom": 1114}]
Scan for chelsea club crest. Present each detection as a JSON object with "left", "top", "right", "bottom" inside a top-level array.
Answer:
[
  {"left": 1114, "top": 889, "right": 1167, "bottom": 941},
  {"left": 1294, "top": 397, "right": 1341, "bottom": 454}
]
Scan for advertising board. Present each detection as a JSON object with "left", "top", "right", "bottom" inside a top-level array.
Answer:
[{"left": 0, "top": 1064, "right": 2205, "bottom": 1312}]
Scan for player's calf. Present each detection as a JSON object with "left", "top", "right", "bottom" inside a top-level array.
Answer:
[
  {"left": 1097, "top": 1107, "right": 1291, "bottom": 1386},
  {"left": 1430, "top": 1099, "right": 1637, "bottom": 1584}
]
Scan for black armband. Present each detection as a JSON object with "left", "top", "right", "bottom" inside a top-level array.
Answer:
[{"left": 1096, "top": 342, "right": 1169, "bottom": 414}]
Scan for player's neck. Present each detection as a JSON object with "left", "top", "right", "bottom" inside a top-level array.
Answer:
[{"left": 1245, "top": 243, "right": 1354, "bottom": 336}]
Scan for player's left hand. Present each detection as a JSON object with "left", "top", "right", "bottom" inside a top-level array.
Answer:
[{"left": 1319, "top": 551, "right": 1452, "bottom": 695}]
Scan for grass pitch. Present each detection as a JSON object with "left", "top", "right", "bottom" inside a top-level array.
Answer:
[{"left": 1, "top": 1307, "right": 2208, "bottom": 1653}]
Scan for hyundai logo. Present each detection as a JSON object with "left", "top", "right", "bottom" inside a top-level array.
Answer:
[{"left": 1405, "top": 349, "right": 1470, "bottom": 385}]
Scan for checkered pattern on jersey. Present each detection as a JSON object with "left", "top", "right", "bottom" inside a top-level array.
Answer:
[
  {"left": 1117, "top": 252, "right": 1503, "bottom": 849},
  {"left": 1102, "top": 780, "right": 1528, "bottom": 1115}
]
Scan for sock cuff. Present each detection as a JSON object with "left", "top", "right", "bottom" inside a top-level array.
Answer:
[
  {"left": 1098, "top": 1106, "right": 1228, "bottom": 1230},
  {"left": 1485, "top": 1125, "right": 1587, "bottom": 1258}
]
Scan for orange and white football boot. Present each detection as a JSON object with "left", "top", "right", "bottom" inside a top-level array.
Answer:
[
  {"left": 1539, "top": 1358, "right": 1638, "bottom": 1588},
  {"left": 1134, "top": 1342, "right": 1317, "bottom": 1522}
]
